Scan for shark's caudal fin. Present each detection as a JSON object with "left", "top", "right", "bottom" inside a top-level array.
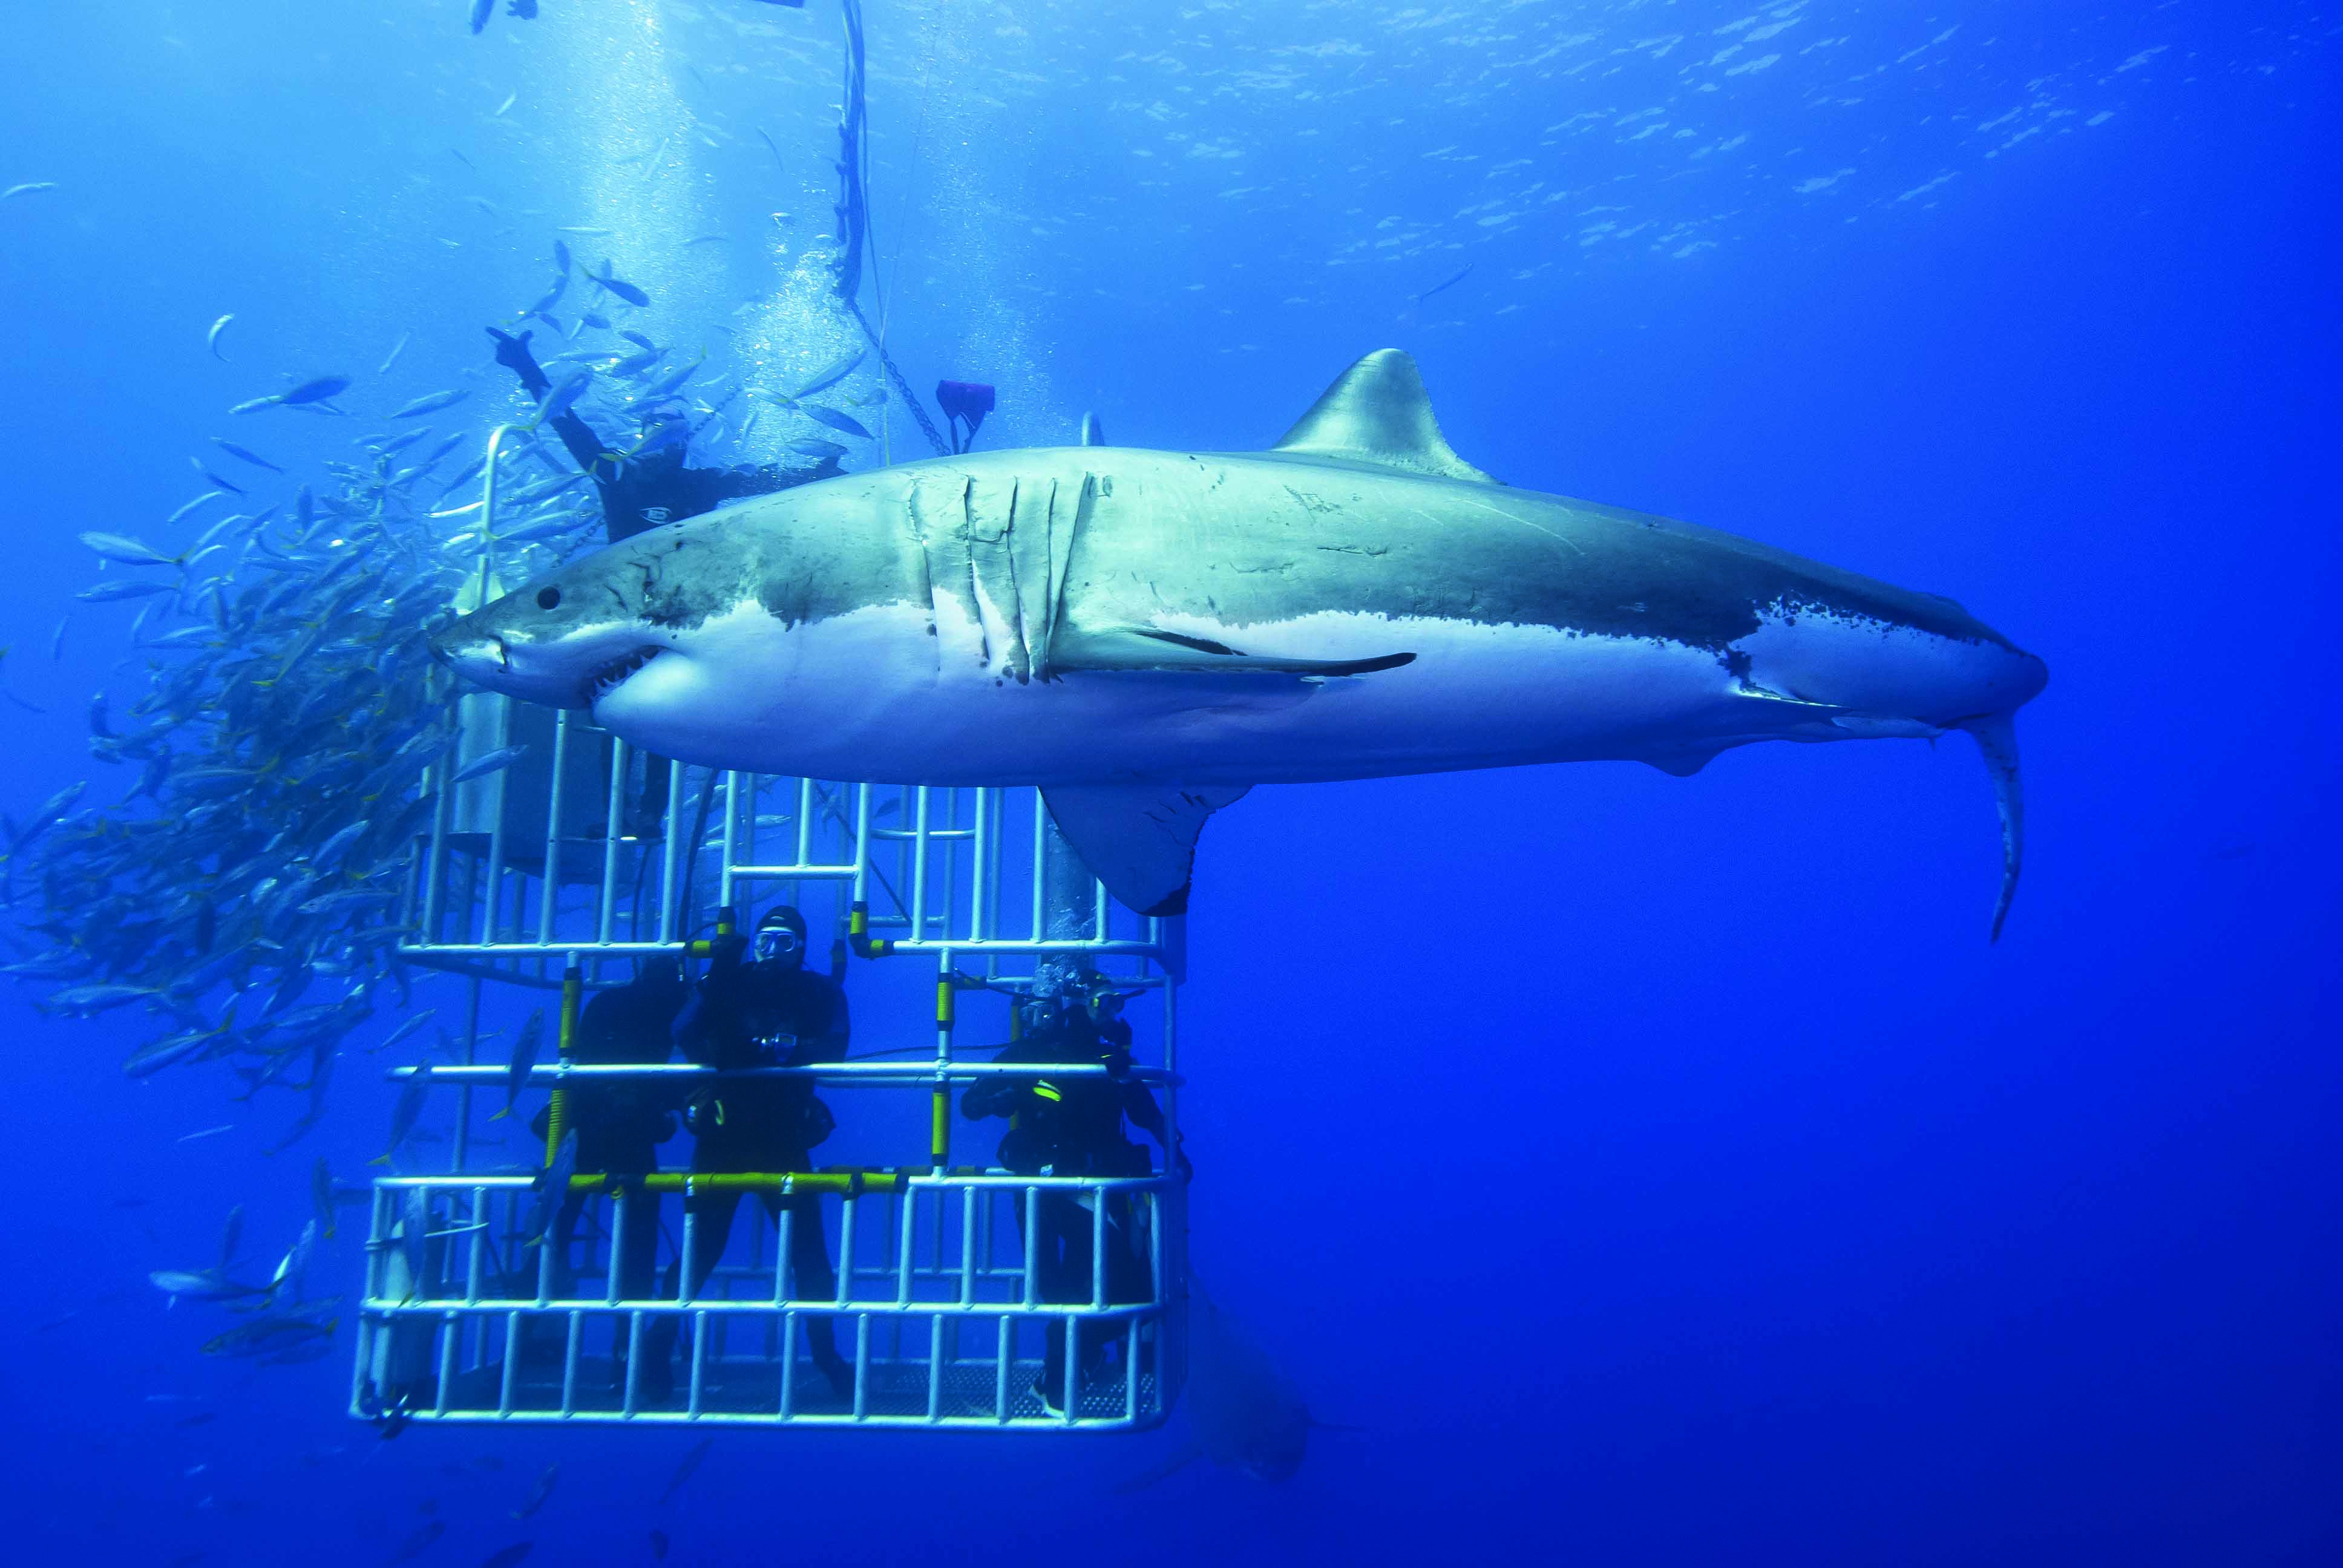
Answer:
[
  {"left": 1272, "top": 348, "right": 1499, "bottom": 484},
  {"left": 1962, "top": 714, "right": 2026, "bottom": 942},
  {"left": 1041, "top": 783, "right": 1251, "bottom": 916}
]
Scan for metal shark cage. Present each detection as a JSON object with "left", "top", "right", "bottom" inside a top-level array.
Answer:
[{"left": 353, "top": 429, "right": 1187, "bottom": 1431}]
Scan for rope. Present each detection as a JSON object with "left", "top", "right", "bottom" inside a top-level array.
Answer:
[
  {"left": 870, "top": 5, "right": 941, "bottom": 467},
  {"left": 831, "top": 0, "right": 948, "bottom": 459}
]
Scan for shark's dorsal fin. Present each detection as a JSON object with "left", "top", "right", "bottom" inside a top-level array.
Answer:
[{"left": 1271, "top": 349, "right": 1497, "bottom": 485}]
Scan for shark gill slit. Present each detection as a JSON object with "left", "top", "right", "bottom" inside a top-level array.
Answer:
[
  {"left": 959, "top": 474, "right": 989, "bottom": 667},
  {"left": 999, "top": 475, "right": 1031, "bottom": 683}
]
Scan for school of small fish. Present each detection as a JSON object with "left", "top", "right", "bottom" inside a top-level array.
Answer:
[
  {"left": 0, "top": 12, "right": 954, "bottom": 1561},
  {"left": 0, "top": 230, "right": 837, "bottom": 1142}
]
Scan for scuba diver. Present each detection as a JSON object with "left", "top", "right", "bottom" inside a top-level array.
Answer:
[
  {"left": 936, "top": 379, "right": 995, "bottom": 455},
  {"left": 531, "top": 959, "right": 687, "bottom": 1391},
  {"left": 638, "top": 906, "right": 853, "bottom": 1405},
  {"left": 485, "top": 325, "right": 840, "bottom": 543},
  {"left": 962, "top": 967, "right": 1188, "bottom": 1414}
]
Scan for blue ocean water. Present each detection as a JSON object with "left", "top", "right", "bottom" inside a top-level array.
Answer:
[{"left": 2, "top": 2, "right": 2337, "bottom": 1564}]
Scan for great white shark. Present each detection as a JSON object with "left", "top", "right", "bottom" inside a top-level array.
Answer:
[{"left": 433, "top": 350, "right": 2048, "bottom": 932}]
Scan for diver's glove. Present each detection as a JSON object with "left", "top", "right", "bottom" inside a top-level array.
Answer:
[
  {"left": 486, "top": 326, "right": 551, "bottom": 397},
  {"left": 961, "top": 1079, "right": 1016, "bottom": 1120}
]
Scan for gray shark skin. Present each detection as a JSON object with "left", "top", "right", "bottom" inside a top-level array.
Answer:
[
  {"left": 1116, "top": 1284, "right": 1317, "bottom": 1491},
  {"left": 434, "top": 350, "right": 2048, "bottom": 930}
]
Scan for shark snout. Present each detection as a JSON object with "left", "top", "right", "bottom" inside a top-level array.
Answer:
[
  {"left": 430, "top": 620, "right": 590, "bottom": 708},
  {"left": 430, "top": 630, "right": 504, "bottom": 675},
  {"left": 430, "top": 627, "right": 501, "bottom": 678}
]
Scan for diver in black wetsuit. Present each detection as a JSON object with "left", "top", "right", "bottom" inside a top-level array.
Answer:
[
  {"left": 962, "top": 972, "right": 1188, "bottom": 1414},
  {"left": 638, "top": 906, "right": 854, "bottom": 1405},
  {"left": 532, "top": 958, "right": 687, "bottom": 1387},
  {"left": 486, "top": 326, "right": 839, "bottom": 544}
]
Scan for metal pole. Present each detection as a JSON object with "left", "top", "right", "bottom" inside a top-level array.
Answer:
[
  {"left": 472, "top": 695, "right": 513, "bottom": 948},
  {"left": 852, "top": 782, "right": 873, "bottom": 904},
  {"left": 1090, "top": 1190, "right": 1107, "bottom": 1310},
  {"left": 958, "top": 1186, "right": 977, "bottom": 1308},
  {"left": 798, "top": 776, "right": 814, "bottom": 871},
  {"left": 451, "top": 973, "right": 482, "bottom": 1174},
  {"left": 970, "top": 788, "right": 990, "bottom": 941},
  {"left": 596, "top": 737, "right": 628, "bottom": 945},
  {"left": 1021, "top": 1186, "right": 1040, "bottom": 1310},
  {"left": 1029, "top": 792, "right": 1046, "bottom": 942},
  {"left": 719, "top": 770, "right": 741, "bottom": 911},
  {"left": 656, "top": 759, "right": 687, "bottom": 943},
  {"left": 910, "top": 786, "right": 931, "bottom": 940},
  {"left": 542, "top": 954, "right": 581, "bottom": 1165},
  {"left": 420, "top": 759, "right": 453, "bottom": 942},
  {"left": 536, "top": 710, "right": 569, "bottom": 942}
]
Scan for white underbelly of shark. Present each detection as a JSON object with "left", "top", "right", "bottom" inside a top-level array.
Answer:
[
  {"left": 595, "top": 600, "right": 1759, "bottom": 785},
  {"left": 601, "top": 596, "right": 1987, "bottom": 789}
]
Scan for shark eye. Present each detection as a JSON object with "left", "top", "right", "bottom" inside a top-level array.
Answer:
[{"left": 536, "top": 586, "right": 562, "bottom": 610}]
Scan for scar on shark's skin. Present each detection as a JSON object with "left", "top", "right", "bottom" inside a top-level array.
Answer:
[
  {"left": 1455, "top": 494, "right": 1586, "bottom": 557},
  {"left": 434, "top": 348, "right": 2046, "bottom": 937}
]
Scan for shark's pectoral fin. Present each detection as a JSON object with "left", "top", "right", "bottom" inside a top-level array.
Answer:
[
  {"left": 1041, "top": 782, "right": 1251, "bottom": 916},
  {"left": 1112, "top": 1440, "right": 1205, "bottom": 1494},
  {"left": 1961, "top": 713, "right": 2026, "bottom": 942},
  {"left": 1053, "top": 624, "right": 1415, "bottom": 681},
  {"left": 1640, "top": 748, "right": 1722, "bottom": 778}
]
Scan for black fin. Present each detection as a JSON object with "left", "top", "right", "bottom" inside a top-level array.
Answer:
[{"left": 1053, "top": 624, "right": 1415, "bottom": 680}]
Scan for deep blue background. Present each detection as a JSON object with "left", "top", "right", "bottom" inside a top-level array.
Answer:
[{"left": 1, "top": 4, "right": 2335, "bottom": 1565}]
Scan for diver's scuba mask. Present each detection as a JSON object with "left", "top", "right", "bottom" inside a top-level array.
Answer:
[{"left": 753, "top": 926, "right": 803, "bottom": 964}]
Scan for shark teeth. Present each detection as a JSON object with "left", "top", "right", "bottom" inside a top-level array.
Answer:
[{"left": 584, "top": 646, "right": 661, "bottom": 707}]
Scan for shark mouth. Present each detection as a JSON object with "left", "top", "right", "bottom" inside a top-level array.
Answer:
[{"left": 583, "top": 645, "right": 664, "bottom": 707}]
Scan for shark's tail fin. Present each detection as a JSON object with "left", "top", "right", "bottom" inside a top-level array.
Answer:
[{"left": 1962, "top": 713, "right": 2025, "bottom": 942}]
